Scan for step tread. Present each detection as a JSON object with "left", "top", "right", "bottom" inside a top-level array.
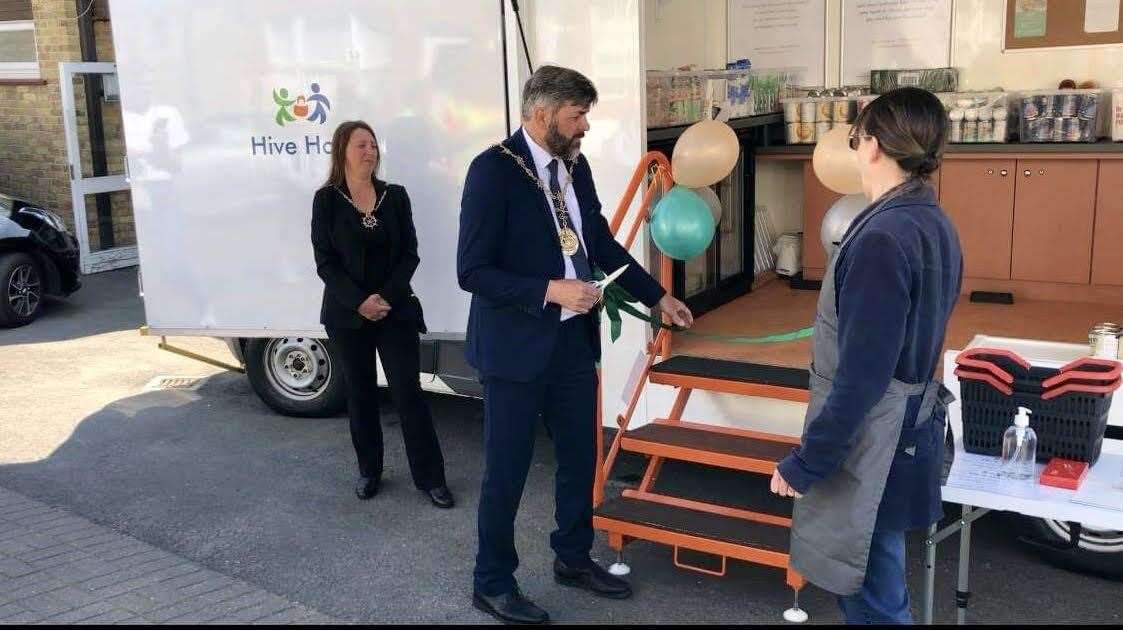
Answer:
[
  {"left": 623, "top": 423, "right": 793, "bottom": 464},
  {"left": 594, "top": 496, "right": 790, "bottom": 554},
  {"left": 650, "top": 356, "right": 809, "bottom": 390}
]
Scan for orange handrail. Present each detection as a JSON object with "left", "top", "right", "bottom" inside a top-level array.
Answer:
[{"left": 594, "top": 151, "right": 677, "bottom": 507}]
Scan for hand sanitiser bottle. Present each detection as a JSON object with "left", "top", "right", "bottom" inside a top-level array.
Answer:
[{"left": 1001, "top": 406, "right": 1038, "bottom": 480}]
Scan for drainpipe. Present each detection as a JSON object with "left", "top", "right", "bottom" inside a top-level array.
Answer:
[{"left": 76, "top": 0, "right": 114, "bottom": 250}]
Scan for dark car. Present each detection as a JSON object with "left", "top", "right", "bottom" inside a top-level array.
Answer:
[{"left": 0, "top": 192, "right": 82, "bottom": 327}]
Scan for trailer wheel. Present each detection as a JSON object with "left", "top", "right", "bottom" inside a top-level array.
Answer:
[
  {"left": 1015, "top": 515, "right": 1123, "bottom": 579},
  {"left": 244, "top": 337, "right": 346, "bottom": 417}
]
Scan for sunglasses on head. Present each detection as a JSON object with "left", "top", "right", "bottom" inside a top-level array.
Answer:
[{"left": 847, "top": 130, "right": 872, "bottom": 151}]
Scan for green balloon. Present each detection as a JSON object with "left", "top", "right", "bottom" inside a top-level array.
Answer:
[{"left": 650, "top": 186, "right": 716, "bottom": 261}]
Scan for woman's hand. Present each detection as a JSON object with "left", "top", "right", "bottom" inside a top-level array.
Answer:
[
  {"left": 770, "top": 468, "right": 803, "bottom": 499},
  {"left": 359, "top": 294, "right": 391, "bottom": 321}
]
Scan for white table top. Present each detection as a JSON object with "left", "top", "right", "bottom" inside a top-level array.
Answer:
[{"left": 942, "top": 336, "right": 1123, "bottom": 531}]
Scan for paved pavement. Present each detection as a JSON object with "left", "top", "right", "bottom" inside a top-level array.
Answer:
[
  {"left": 0, "top": 486, "right": 335, "bottom": 624},
  {"left": 2, "top": 268, "right": 1122, "bottom": 624}
]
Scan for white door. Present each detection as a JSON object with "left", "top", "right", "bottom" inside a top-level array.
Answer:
[{"left": 59, "top": 61, "right": 137, "bottom": 274}]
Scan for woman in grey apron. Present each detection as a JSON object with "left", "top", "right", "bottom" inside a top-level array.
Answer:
[{"left": 771, "top": 88, "right": 963, "bottom": 624}]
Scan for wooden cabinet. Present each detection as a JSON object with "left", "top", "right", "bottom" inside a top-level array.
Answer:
[
  {"left": 1011, "top": 160, "right": 1098, "bottom": 284},
  {"left": 939, "top": 160, "right": 1015, "bottom": 279},
  {"left": 778, "top": 148, "right": 1119, "bottom": 294},
  {"left": 1092, "top": 161, "right": 1123, "bottom": 286},
  {"left": 800, "top": 161, "right": 842, "bottom": 280}
]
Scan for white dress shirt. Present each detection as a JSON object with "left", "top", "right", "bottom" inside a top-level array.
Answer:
[{"left": 522, "top": 128, "right": 590, "bottom": 321}]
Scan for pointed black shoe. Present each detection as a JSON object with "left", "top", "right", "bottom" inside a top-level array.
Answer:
[
  {"left": 426, "top": 485, "right": 455, "bottom": 508},
  {"left": 553, "top": 557, "right": 632, "bottom": 599},
  {"left": 472, "top": 588, "right": 549, "bottom": 624},
  {"left": 354, "top": 476, "right": 379, "bottom": 500}
]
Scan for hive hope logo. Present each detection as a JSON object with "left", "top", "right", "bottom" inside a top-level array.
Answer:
[{"left": 251, "top": 82, "right": 333, "bottom": 157}]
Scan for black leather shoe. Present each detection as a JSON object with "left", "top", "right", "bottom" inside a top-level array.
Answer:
[
  {"left": 553, "top": 557, "right": 632, "bottom": 599},
  {"left": 472, "top": 588, "right": 549, "bottom": 625},
  {"left": 426, "top": 485, "right": 455, "bottom": 509},
  {"left": 354, "top": 476, "right": 379, "bottom": 500}
]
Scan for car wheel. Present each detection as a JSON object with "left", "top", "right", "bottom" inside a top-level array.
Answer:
[
  {"left": 0, "top": 252, "right": 44, "bottom": 328},
  {"left": 1015, "top": 515, "right": 1123, "bottom": 579},
  {"left": 244, "top": 336, "right": 347, "bottom": 417}
]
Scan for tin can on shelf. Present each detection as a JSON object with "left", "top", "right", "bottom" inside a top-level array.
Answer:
[
  {"left": 949, "top": 120, "right": 963, "bottom": 143},
  {"left": 833, "top": 99, "right": 853, "bottom": 123},
  {"left": 1053, "top": 117, "right": 1065, "bottom": 142},
  {"left": 1022, "top": 97, "right": 1041, "bottom": 120},
  {"left": 962, "top": 120, "right": 978, "bottom": 143},
  {"left": 1089, "top": 323, "right": 1122, "bottom": 359},
  {"left": 817, "top": 99, "right": 834, "bottom": 122},
  {"left": 1062, "top": 117, "right": 1083, "bottom": 142},
  {"left": 1078, "top": 93, "right": 1099, "bottom": 120},
  {"left": 815, "top": 121, "right": 832, "bottom": 140},
  {"left": 800, "top": 100, "right": 817, "bottom": 122},
  {"left": 993, "top": 119, "right": 1007, "bottom": 142},
  {"left": 1060, "top": 93, "right": 1079, "bottom": 117},
  {"left": 784, "top": 100, "right": 801, "bottom": 122},
  {"left": 786, "top": 123, "right": 800, "bottom": 143},
  {"left": 796, "top": 122, "right": 815, "bottom": 143},
  {"left": 978, "top": 119, "right": 994, "bottom": 142}
]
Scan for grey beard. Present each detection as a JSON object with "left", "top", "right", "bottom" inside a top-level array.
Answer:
[{"left": 546, "top": 122, "right": 581, "bottom": 160}]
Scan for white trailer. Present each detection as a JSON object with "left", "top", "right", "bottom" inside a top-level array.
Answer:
[{"left": 110, "top": 0, "right": 1122, "bottom": 578}]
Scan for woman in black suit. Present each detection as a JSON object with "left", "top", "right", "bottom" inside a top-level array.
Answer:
[{"left": 311, "top": 120, "right": 453, "bottom": 508}]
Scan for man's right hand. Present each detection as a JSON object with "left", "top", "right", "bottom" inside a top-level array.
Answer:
[
  {"left": 358, "top": 294, "right": 391, "bottom": 321},
  {"left": 546, "top": 279, "right": 601, "bottom": 314}
]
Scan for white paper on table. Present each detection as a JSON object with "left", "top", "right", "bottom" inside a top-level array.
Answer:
[
  {"left": 1085, "top": 0, "right": 1121, "bottom": 33},
  {"left": 1072, "top": 456, "right": 1123, "bottom": 511},
  {"left": 945, "top": 452, "right": 1045, "bottom": 499}
]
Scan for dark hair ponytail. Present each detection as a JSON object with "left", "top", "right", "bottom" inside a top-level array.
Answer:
[{"left": 852, "top": 87, "right": 947, "bottom": 180}]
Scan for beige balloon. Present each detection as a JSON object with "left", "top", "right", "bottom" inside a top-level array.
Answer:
[
  {"left": 812, "top": 123, "right": 864, "bottom": 195},
  {"left": 671, "top": 120, "right": 739, "bottom": 188}
]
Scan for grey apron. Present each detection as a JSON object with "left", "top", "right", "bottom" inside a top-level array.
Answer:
[{"left": 789, "top": 182, "right": 946, "bottom": 596}]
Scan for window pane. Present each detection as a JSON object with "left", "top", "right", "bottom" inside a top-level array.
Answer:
[{"left": 0, "top": 28, "right": 36, "bottom": 63}]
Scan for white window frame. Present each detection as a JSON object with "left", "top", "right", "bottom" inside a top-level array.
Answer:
[{"left": 0, "top": 20, "right": 40, "bottom": 80}]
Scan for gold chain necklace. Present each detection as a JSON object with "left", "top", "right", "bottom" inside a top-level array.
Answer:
[
  {"left": 495, "top": 143, "right": 581, "bottom": 256},
  {"left": 336, "top": 185, "right": 385, "bottom": 230}
]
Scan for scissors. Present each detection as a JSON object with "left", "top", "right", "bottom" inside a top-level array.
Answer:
[{"left": 590, "top": 264, "right": 628, "bottom": 304}]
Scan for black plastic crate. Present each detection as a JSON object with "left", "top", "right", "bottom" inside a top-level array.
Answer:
[{"left": 960, "top": 376, "right": 1113, "bottom": 464}]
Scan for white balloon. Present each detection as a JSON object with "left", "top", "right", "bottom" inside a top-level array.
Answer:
[
  {"left": 820, "top": 194, "right": 870, "bottom": 254},
  {"left": 691, "top": 186, "right": 723, "bottom": 224}
]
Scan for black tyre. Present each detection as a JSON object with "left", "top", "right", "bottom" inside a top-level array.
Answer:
[
  {"left": 1015, "top": 515, "right": 1123, "bottom": 579},
  {"left": 244, "top": 336, "right": 346, "bottom": 417},
  {"left": 0, "top": 252, "right": 44, "bottom": 328}
]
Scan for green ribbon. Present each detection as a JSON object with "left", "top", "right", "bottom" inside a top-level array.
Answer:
[{"left": 595, "top": 269, "right": 814, "bottom": 344}]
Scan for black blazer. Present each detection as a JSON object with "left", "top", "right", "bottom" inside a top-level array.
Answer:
[
  {"left": 457, "top": 130, "right": 666, "bottom": 382},
  {"left": 310, "top": 178, "right": 427, "bottom": 331}
]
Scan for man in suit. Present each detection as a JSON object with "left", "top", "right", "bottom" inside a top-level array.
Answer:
[{"left": 458, "top": 65, "right": 694, "bottom": 624}]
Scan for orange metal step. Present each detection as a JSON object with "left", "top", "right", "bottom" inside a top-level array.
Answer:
[
  {"left": 593, "top": 495, "right": 793, "bottom": 571},
  {"left": 649, "top": 356, "right": 810, "bottom": 402},
  {"left": 620, "top": 420, "right": 799, "bottom": 475}
]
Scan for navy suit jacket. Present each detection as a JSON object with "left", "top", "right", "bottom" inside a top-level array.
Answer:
[{"left": 457, "top": 130, "right": 666, "bottom": 382}]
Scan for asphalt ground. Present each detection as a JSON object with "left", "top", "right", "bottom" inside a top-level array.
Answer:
[{"left": 2, "top": 268, "right": 1121, "bottom": 623}]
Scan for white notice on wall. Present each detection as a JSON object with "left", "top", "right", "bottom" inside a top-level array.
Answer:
[
  {"left": 1085, "top": 0, "right": 1121, "bottom": 33},
  {"left": 728, "top": 0, "right": 826, "bottom": 86},
  {"left": 841, "top": 0, "right": 953, "bottom": 86}
]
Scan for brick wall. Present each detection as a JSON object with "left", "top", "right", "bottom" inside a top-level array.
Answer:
[{"left": 0, "top": 0, "right": 134, "bottom": 252}]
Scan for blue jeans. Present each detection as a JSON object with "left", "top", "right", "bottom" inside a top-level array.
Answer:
[{"left": 838, "top": 529, "right": 913, "bottom": 624}]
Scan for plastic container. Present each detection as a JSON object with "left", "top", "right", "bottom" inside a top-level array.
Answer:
[
  {"left": 938, "top": 91, "right": 1017, "bottom": 143},
  {"left": 1001, "top": 406, "right": 1038, "bottom": 480},
  {"left": 1112, "top": 89, "right": 1123, "bottom": 142},
  {"left": 1018, "top": 89, "right": 1109, "bottom": 143},
  {"left": 780, "top": 95, "right": 859, "bottom": 143},
  {"left": 955, "top": 351, "right": 1119, "bottom": 464}
]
